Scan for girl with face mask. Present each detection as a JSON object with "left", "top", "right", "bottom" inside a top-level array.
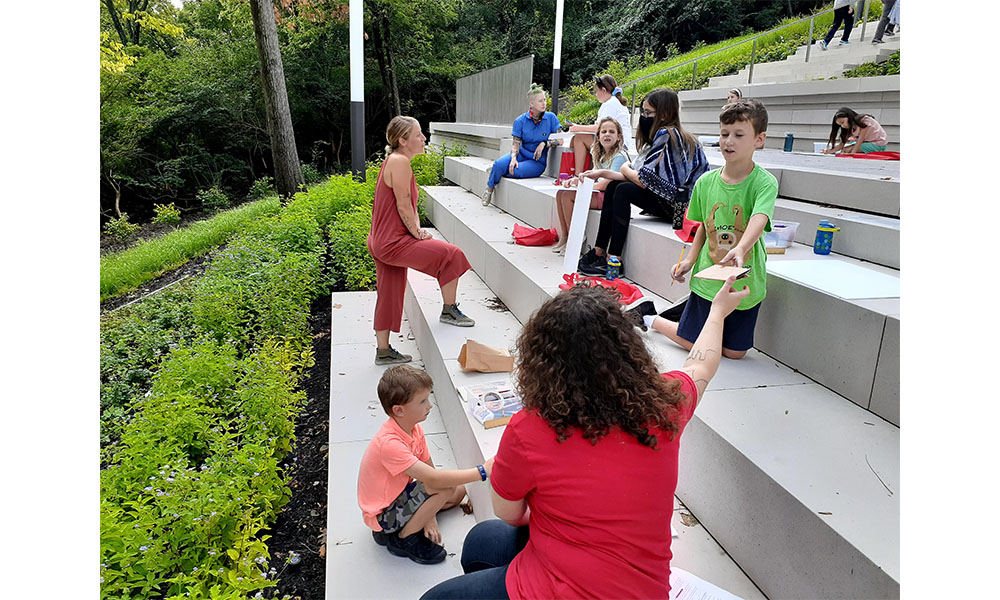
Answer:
[{"left": 578, "top": 88, "right": 708, "bottom": 278}]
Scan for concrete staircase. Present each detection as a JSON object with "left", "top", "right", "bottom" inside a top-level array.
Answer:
[
  {"left": 414, "top": 115, "right": 900, "bottom": 598},
  {"left": 708, "top": 21, "right": 901, "bottom": 88}
]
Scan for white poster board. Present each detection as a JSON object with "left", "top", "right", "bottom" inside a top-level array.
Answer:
[{"left": 561, "top": 177, "right": 595, "bottom": 275}]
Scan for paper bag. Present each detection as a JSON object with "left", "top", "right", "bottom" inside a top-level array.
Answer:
[{"left": 458, "top": 339, "right": 514, "bottom": 373}]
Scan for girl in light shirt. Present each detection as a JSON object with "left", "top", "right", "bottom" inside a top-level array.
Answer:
[
  {"left": 823, "top": 107, "right": 888, "bottom": 155},
  {"left": 566, "top": 75, "right": 635, "bottom": 175}
]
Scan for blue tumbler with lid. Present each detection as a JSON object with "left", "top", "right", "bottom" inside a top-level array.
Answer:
[
  {"left": 813, "top": 220, "right": 840, "bottom": 255},
  {"left": 783, "top": 133, "right": 794, "bottom": 152},
  {"left": 606, "top": 255, "right": 621, "bottom": 280}
]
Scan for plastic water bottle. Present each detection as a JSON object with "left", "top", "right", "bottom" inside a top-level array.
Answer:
[
  {"left": 783, "top": 133, "right": 794, "bottom": 152},
  {"left": 606, "top": 255, "right": 621, "bottom": 280},
  {"left": 813, "top": 220, "right": 840, "bottom": 255}
]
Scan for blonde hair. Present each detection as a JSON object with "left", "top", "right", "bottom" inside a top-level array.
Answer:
[
  {"left": 590, "top": 117, "right": 625, "bottom": 166},
  {"left": 527, "top": 83, "right": 547, "bottom": 100},
  {"left": 385, "top": 115, "right": 420, "bottom": 155}
]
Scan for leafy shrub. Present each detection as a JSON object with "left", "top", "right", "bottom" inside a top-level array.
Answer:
[
  {"left": 248, "top": 176, "right": 275, "bottom": 199},
  {"left": 152, "top": 203, "right": 182, "bottom": 226},
  {"left": 197, "top": 187, "right": 230, "bottom": 212},
  {"left": 101, "top": 280, "right": 200, "bottom": 446},
  {"left": 104, "top": 213, "right": 141, "bottom": 240},
  {"left": 328, "top": 202, "right": 376, "bottom": 291},
  {"left": 844, "top": 51, "right": 900, "bottom": 78},
  {"left": 300, "top": 163, "right": 323, "bottom": 185},
  {"left": 100, "top": 340, "right": 309, "bottom": 599}
]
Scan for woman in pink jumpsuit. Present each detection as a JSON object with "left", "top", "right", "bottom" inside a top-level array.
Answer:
[{"left": 368, "top": 116, "right": 475, "bottom": 365}]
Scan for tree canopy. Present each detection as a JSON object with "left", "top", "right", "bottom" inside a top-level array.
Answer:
[{"left": 100, "top": 0, "right": 823, "bottom": 222}]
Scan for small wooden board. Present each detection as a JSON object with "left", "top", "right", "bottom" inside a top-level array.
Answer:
[{"left": 693, "top": 264, "right": 751, "bottom": 281}]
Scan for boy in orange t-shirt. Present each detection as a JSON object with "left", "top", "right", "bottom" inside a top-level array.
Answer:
[{"left": 357, "top": 365, "right": 494, "bottom": 564}]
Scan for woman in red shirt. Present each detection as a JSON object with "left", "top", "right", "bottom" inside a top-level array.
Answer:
[{"left": 422, "top": 277, "right": 748, "bottom": 599}]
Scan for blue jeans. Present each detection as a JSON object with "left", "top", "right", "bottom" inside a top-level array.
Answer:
[
  {"left": 419, "top": 520, "right": 529, "bottom": 599},
  {"left": 487, "top": 149, "right": 547, "bottom": 189}
]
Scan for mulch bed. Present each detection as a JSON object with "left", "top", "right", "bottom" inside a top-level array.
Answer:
[{"left": 261, "top": 294, "right": 331, "bottom": 599}]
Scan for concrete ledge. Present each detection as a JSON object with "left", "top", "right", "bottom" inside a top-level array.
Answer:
[
  {"left": 417, "top": 185, "right": 899, "bottom": 599},
  {"left": 774, "top": 198, "right": 900, "bottom": 269}
]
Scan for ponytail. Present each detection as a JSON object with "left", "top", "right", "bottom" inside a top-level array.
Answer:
[{"left": 385, "top": 115, "right": 420, "bottom": 156}]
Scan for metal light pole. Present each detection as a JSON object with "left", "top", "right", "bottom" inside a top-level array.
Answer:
[
  {"left": 550, "top": 0, "right": 564, "bottom": 115},
  {"left": 350, "top": 0, "right": 366, "bottom": 181}
]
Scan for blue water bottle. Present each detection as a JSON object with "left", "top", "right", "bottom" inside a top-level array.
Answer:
[
  {"left": 783, "top": 132, "right": 794, "bottom": 152},
  {"left": 606, "top": 255, "right": 621, "bottom": 280},
  {"left": 813, "top": 220, "right": 840, "bottom": 255}
]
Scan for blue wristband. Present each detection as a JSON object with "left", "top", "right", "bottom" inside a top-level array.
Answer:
[{"left": 477, "top": 464, "right": 487, "bottom": 481}]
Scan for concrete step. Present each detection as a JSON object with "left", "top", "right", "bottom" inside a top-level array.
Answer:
[
  {"left": 435, "top": 157, "right": 899, "bottom": 424},
  {"left": 414, "top": 190, "right": 900, "bottom": 599},
  {"left": 773, "top": 198, "right": 899, "bottom": 269},
  {"left": 325, "top": 291, "right": 482, "bottom": 598}
]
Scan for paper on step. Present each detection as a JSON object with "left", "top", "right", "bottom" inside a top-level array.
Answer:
[{"left": 669, "top": 567, "right": 744, "bottom": 600}]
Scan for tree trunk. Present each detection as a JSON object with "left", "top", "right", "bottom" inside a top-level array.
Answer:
[
  {"left": 380, "top": 8, "right": 402, "bottom": 116},
  {"left": 369, "top": 5, "right": 395, "bottom": 113},
  {"left": 249, "top": 0, "right": 304, "bottom": 198}
]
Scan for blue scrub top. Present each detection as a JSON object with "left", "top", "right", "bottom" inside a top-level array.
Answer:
[{"left": 512, "top": 111, "right": 561, "bottom": 162}]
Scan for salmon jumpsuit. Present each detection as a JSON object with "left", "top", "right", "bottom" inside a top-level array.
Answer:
[{"left": 367, "top": 164, "right": 471, "bottom": 333}]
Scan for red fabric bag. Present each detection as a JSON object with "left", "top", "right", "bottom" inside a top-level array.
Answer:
[
  {"left": 558, "top": 151, "right": 593, "bottom": 178},
  {"left": 558, "top": 273, "right": 644, "bottom": 304},
  {"left": 512, "top": 223, "right": 558, "bottom": 246},
  {"left": 837, "top": 151, "right": 900, "bottom": 161}
]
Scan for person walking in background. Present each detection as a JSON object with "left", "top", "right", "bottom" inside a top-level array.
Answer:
[
  {"left": 872, "top": 0, "right": 899, "bottom": 44},
  {"left": 818, "top": 0, "right": 855, "bottom": 50},
  {"left": 368, "top": 116, "right": 475, "bottom": 365},
  {"left": 482, "top": 84, "right": 562, "bottom": 207}
]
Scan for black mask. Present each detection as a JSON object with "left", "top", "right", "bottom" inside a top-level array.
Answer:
[{"left": 638, "top": 115, "right": 655, "bottom": 140}]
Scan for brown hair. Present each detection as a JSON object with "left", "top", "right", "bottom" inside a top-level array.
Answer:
[
  {"left": 720, "top": 98, "right": 768, "bottom": 136},
  {"left": 637, "top": 87, "right": 698, "bottom": 155},
  {"left": 594, "top": 74, "right": 627, "bottom": 106},
  {"left": 377, "top": 364, "right": 433, "bottom": 415},
  {"left": 385, "top": 115, "right": 420, "bottom": 155},
  {"left": 590, "top": 117, "right": 625, "bottom": 166},
  {"left": 514, "top": 284, "right": 688, "bottom": 449}
]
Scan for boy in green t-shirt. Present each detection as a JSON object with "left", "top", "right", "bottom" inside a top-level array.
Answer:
[{"left": 647, "top": 99, "right": 778, "bottom": 359}]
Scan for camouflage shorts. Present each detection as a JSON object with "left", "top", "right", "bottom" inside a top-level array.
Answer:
[{"left": 376, "top": 480, "right": 429, "bottom": 534}]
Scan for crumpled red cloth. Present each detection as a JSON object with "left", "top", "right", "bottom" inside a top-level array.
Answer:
[
  {"left": 837, "top": 151, "right": 900, "bottom": 161},
  {"left": 558, "top": 273, "right": 644, "bottom": 304},
  {"left": 512, "top": 223, "right": 558, "bottom": 246}
]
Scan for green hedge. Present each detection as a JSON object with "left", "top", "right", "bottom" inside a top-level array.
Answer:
[
  {"left": 100, "top": 197, "right": 282, "bottom": 301},
  {"left": 100, "top": 151, "right": 455, "bottom": 597}
]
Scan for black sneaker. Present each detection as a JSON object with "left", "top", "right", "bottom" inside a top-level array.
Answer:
[
  {"left": 579, "top": 255, "right": 607, "bottom": 276},
  {"left": 386, "top": 531, "right": 446, "bottom": 565},
  {"left": 658, "top": 299, "right": 687, "bottom": 323},
  {"left": 372, "top": 530, "right": 390, "bottom": 546},
  {"left": 577, "top": 248, "right": 600, "bottom": 271}
]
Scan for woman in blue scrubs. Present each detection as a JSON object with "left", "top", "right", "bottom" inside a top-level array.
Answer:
[{"left": 483, "top": 84, "right": 562, "bottom": 207}]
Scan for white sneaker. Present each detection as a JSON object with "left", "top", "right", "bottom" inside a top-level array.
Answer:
[
  {"left": 482, "top": 188, "right": 494, "bottom": 207},
  {"left": 819, "top": 40, "right": 828, "bottom": 50}
]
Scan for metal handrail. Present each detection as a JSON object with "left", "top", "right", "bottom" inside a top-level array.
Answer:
[{"left": 621, "top": 1, "right": 875, "bottom": 117}]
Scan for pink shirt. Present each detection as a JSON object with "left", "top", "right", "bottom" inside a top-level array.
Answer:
[
  {"left": 491, "top": 371, "right": 698, "bottom": 599},
  {"left": 357, "top": 418, "right": 431, "bottom": 530},
  {"left": 853, "top": 116, "right": 887, "bottom": 146}
]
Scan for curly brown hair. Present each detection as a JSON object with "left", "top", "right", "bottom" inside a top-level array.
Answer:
[{"left": 514, "top": 284, "right": 688, "bottom": 449}]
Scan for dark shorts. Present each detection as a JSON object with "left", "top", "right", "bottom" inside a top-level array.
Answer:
[
  {"left": 676, "top": 293, "right": 762, "bottom": 352},
  {"left": 376, "top": 480, "right": 430, "bottom": 533}
]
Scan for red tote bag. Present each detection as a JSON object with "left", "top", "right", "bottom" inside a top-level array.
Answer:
[
  {"left": 512, "top": 223, "right": 558, "bottom": 246},
  {"left": 558, "top": 151, "right": 592, "bottom": 178}
]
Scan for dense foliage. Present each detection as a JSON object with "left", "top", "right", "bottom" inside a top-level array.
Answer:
[
  {"left": 101, "top": 0, "right": 828, "bottom": 225},
  {"left": 844, "top": 50, "right": 900, "bottom": 78}
]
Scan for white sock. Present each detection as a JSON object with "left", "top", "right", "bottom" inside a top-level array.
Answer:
[{"left": 643, "top": 315, "right": 657, "bottom": 329}]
